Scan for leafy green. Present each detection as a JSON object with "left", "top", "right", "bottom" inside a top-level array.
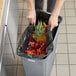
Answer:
[{"left": 33, "top": 21, "right": 45, "bottom": 39}]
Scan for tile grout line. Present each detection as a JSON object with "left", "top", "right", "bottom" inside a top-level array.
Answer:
[
  {"left": 64, "top": 1, "right": 71, "bottom": 76},
  {"left": 16, "top": 0, "right": 24, "bottom": 76},
  {"left": 16, "top": 57, "right": 19, "bottom": 76},
  {"left": 56, "top": 53, "right": 76, "bottom": 54},
  {"left": 54, "top": 64, "right": 76, "bottom": 65},
  {"left": 73, "top": 0, "right": 76, "bottom": 16},
  {"left": 57, "top": 42, "right": 76, "bottom": 44},
  {"left": 55, "top": 53, "right": 57, "bottom": 76},
  {"left": 55, "top": 4, "right": 67, "bottom": 76},
  {"left": 18, "top": 1, "right": 24, "bottom": 36},
  {"left": 55, "top": 5, "right": 65, "bottom": 76}
]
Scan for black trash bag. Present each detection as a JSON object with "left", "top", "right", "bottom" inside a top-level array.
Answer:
[{"left": 17, "top": 10, "right": 62, "bottom": 59}]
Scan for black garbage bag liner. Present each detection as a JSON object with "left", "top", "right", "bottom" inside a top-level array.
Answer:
[{"left": 17, "top": 10, "right": 62, "bottom": 59}]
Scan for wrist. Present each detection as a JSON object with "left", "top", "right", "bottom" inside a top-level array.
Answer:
[
  {"left": 28, "top": 9, "right": 36, "bottom": 15},
  {"left": 28, "top": 8, "right": 35, "bottom": 11},
  {"left": 51, "top": 9, "right": 60, "bottom": 16},
  {"left": 51, "top": 13, "right": 58, "bottom": 18},
  {"left": 52, "top": 11, "right": 59, "bottom": 16}
]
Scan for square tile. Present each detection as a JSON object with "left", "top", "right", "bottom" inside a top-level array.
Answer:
[
  {"left": 18, "top": 10, "right": 23, "bottom": 17},
  {"left": 22, "top": 17, "right": 29, "bottom": 26},
  {"left": 69, "top": 54, "right": 76, "bottom": 64},
  {"left": 67, "top": 34, "right": 76, "bottom": 43},
  {"left": 66, "top": 24, "right": 76, "bottom": 26},
  {"left": 17, "top": 65, "right": 25, "bottom": 76},
  {"left": 5, "top": 66, "right": 17, "bottom": 76},
  {"left": 75, "top": 1, "right": 76, "bottom": 8},
  {"left": 60, "top": 9, "right": 65, "bottom": 16},
  {"left": 65, "top": 9, "right": 75, "bottom": 16},
  {"left": 23, "top": 9, "right": 27, "bottom": 17},
  {"left": 50, "top": 65, "right": 56, "bottom": 76},
  {"left": 57, "top": 65, "right": 69, "bottom": 76},
  {"left": 17, "top": 34, "right": 22, "bottom": 43},
  {"left": 70, "top": 65, "right": 76, "bottom": 76},
  {"left": 4, "top": 42, "right": 17, "bottom": 54},
  {"left": 66, "top": 17, "right": 76, "bottom": 24},
  {"left": 56, "top": 54, "right": 68, "bottom": 64},
  {"left": 67, "top": 26, "right": 76, "bottom": 33},
  {"left": 65, "top": 2, "right": 74, "bottom": 9},
  {"left": 18, "top": 26, "right": 22, "bottom": 34},
  {"left": 54, "top": 56, "right": 56, "bottom": 64},
  {"left": 59, "top": 25, "right": 66, "bottom": 33},
  {"left": 66, "top": 0, "right": 74, "bottom": 1},
  {"left": 3, "top": 54, "right": 18, "bottom": 65},
  {"left": 57, "top": 44, "right": 68, "bottom": 53},
  {"left": 61, "top": 4, "right": 65, "bottom": 10},
  {"left": 18, "top": 17, "right": 23, "bottom": 25},
  {"left": 68, "top": 44, "right": 76, "bottom": 53},
  {"left": 57, "top": 34, "right": 67, "bottom": 43},
  {"left": 4, "top": 43, "right": 15, "bottom": 54},
  {"left": 18, "top": 3, "right": 24, "bottom": 9},
  {"left": 18, "top": 56, "right": 23, "bottom": 65},
  {"left": 17, "top": 0, "right": 23, "bottom": 3},
  {"left": 18, "top": 26, "right": 27, "bottom": 34},
  {"left": 23, "top": 1, "right": 27, "bottom": 9}
]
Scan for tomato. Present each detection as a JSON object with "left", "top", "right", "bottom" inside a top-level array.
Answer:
[
  {"left": 32, "top": 50, "right": 37, "bottom": 55},
  {"left": 28, "top": 42, "right": 35, "bottom": 48},
  {"left": 35, "top": 42, "right": 40, "bottom": 49},
  {"left": 37, "top": 49, "right": 42, "bottom": 53},
  {"left": 25, "top": 49, "right": 37, "bottom": 55},
  {"left": 41, "top": 51, "right": 46, "bottom": 55},
  {"left": 24, "top": 49, "right": 32, "bottom": 54},
  {"left": 41, "top": 46, "right": 46, "bottom": 51},
  {"left": 29, "top": 37, "right": 36, "bottom": 42}
]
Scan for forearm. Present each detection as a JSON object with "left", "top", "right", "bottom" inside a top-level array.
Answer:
[
  {"left": 52, "top": 0, "right": 65, "bottom": 16},
  {"left": 26, "top": 0, "right": 35, "bottom": 10}
]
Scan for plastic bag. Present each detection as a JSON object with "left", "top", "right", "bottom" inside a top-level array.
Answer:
[{"left": 17, "top": 10, "right": 62, "bottom": 59}]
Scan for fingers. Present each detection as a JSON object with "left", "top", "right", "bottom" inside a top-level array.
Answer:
[
  {"left": 48, "top": 15, "right": 58, "bottom": 31},
  {"left": 50, "top": 25, "right": 55, "bottom": 31},
  {"left": 27, "top": 16, "right": 36, "bottom": 24},
  {"left": 34, "top": 16, "right": 36, "bottom": 25},
  {"left": 27, "top": 10, "right": 36, "bottom": 25}
]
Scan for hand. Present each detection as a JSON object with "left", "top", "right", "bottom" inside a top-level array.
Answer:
[
  {"left": 27, "top": 9, "right": 36, "bottom": 24},
  {"left": 48, "top": 14, "right": 58, "bottom": 31}
]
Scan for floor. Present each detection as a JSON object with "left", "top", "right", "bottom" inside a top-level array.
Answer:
[{"left": 3, "top": 0, "right": 76, "bottom": 76}]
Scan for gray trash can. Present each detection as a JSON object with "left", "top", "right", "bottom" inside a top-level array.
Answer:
[{"left": 21, "top": 10, "right": 62, "bottom": 76}]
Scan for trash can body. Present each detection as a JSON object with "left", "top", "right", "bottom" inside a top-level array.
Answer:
[
  {"left": 20, "top": 10, "right": 62, "bottom": 76},
  {"left": 22, "top": 50, "right": 55, "bottom": 76},
  {"left": 22, "top": 22, "right": 61, "bottom": 76}
]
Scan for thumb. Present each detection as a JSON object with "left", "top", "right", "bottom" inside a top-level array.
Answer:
[{"left": 50, "top": 25, "right": 54, "bottom": 31}]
